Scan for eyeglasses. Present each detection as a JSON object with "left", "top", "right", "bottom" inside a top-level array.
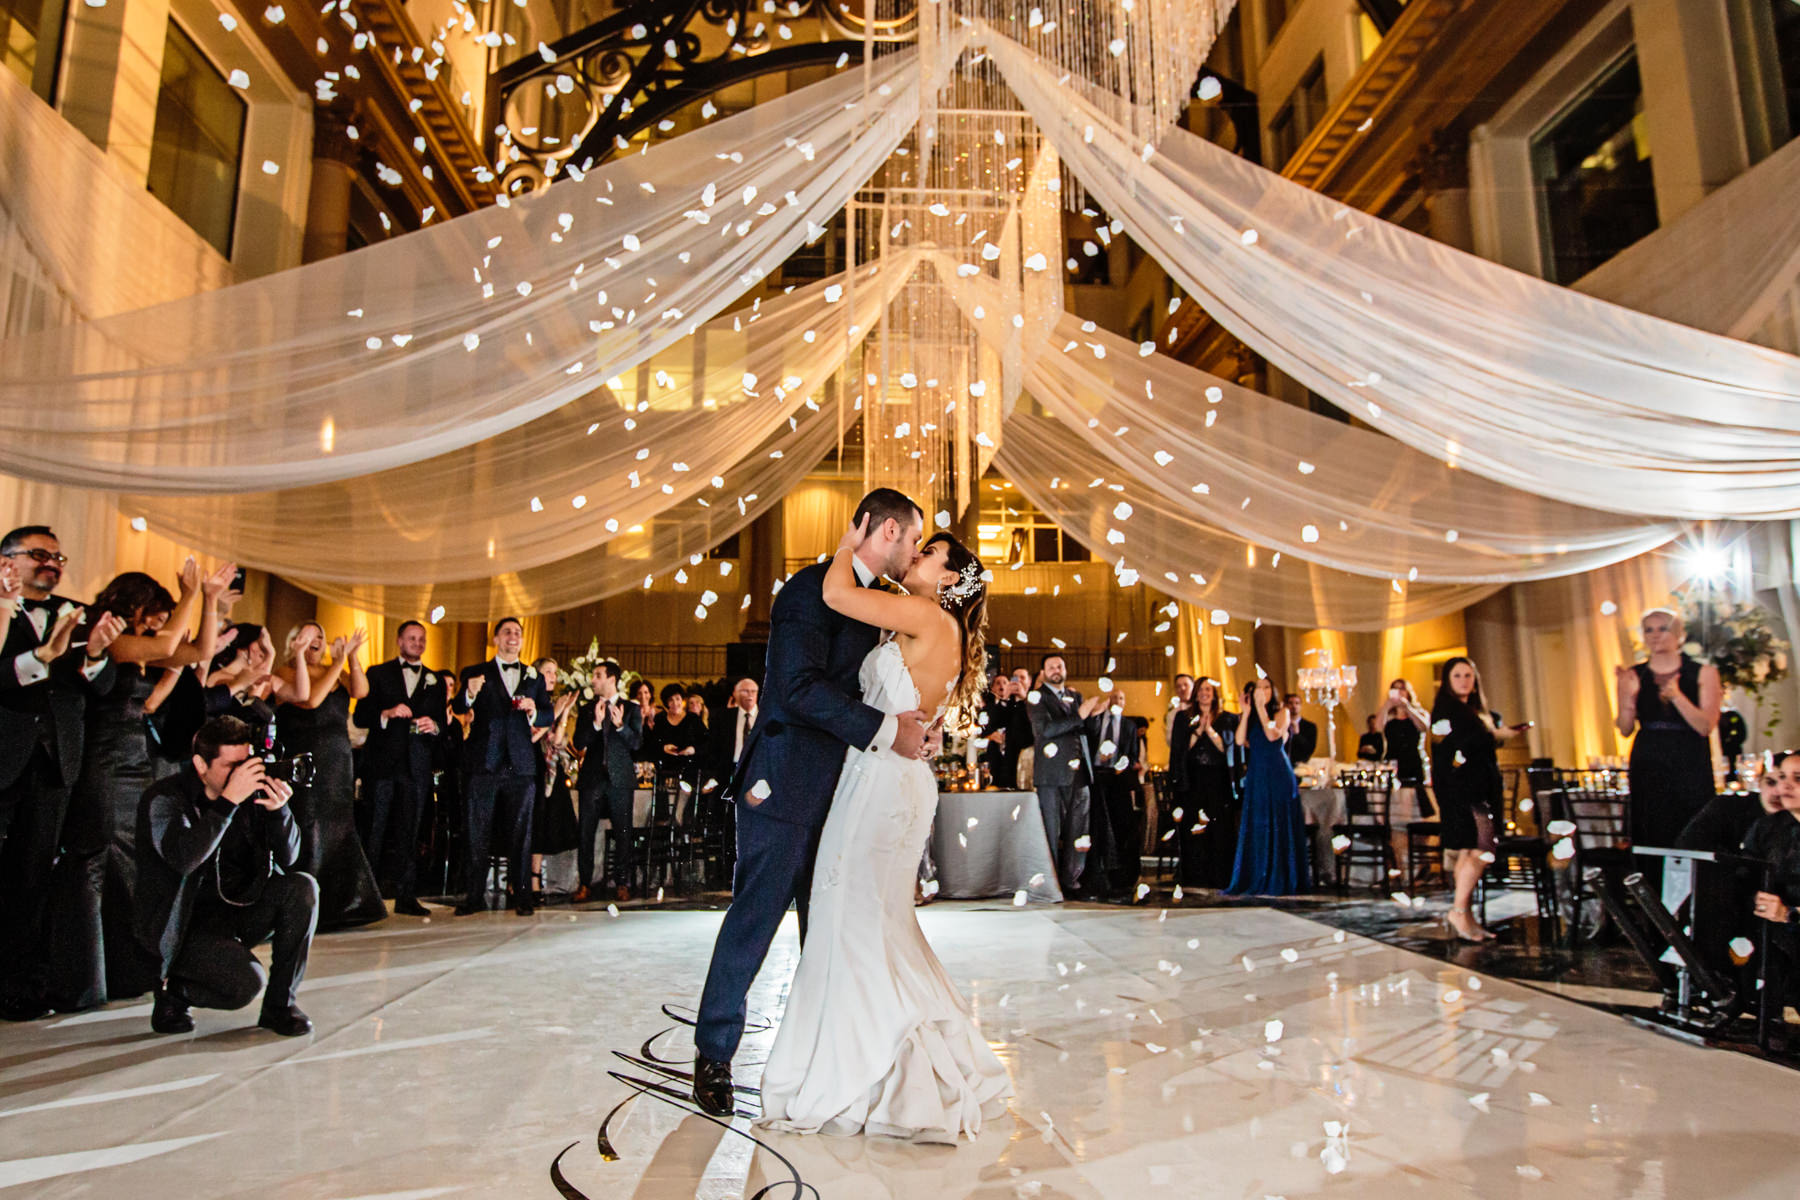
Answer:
[{"left": 6, "top": 549, "right": 67, "bottom": 566}]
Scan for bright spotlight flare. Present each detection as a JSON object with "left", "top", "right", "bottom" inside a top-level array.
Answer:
[{"left": 1680, "top": 540, "right": 1733, "bottom": 585}]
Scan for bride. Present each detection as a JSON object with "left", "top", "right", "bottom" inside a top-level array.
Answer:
[{"left": 755, "top": 517, "right": 1013, "bottom": 1143}]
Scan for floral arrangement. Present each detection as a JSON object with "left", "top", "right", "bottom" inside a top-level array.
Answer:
[
  {"left": 1674, "top": 588, "right": 1790, "bottom": 706},
  {"left": 561, "top": 637, "right": 609, "bottom": 700}
]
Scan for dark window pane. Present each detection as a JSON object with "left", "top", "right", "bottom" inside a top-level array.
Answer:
[
  {"left": 146, "top": 22, "right": 246, "bottom": 257},
  {"left": 1530, "top": 51, "right": 1658, "bottom": 283},
  {"left": 1264, "top": 0, "right": 1289, "bottom": 42},
  {"left": 1773, "top": 0, "right": 1800, "bottom": 141},
  {"left": 1059, "top": 535, "right": 1091, "bottom": 563},
  {"left": 1, "top": 0, "right": 64, "bottom": 100},
  {"left": 1031, "top": 527, "right": 1060, "bottom": 563}
]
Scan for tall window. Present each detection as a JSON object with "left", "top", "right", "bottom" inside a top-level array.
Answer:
[
  {"left": 146, "top": 22, "right": 246, "bottom": 258},
  {"left": 1529, "top": 51, "right": 1658, "bottom": 283},
  {"left": 1263, "top": 0, "right": 1290, "bottom": 46},
  {"left": 1, "top": 0, "right": 64, "bottom": 99},
  {"left": 1267, "top": 57, "right": 1327, "bottom": 167},
  {"left": 1771, "top": 0, "right": 1800, "bottom": 143}
]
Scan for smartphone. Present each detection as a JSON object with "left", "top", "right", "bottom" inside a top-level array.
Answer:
[{"left": 229, "top": 566, "right": 248, "bottom": 593}]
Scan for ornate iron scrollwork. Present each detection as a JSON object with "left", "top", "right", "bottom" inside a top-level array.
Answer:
[{"left": 489, "top": 0, "right": 917, "bottom": 193}]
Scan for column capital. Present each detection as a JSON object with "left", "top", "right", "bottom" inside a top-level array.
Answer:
[{"left": 312, "top": 103, "right": 362, "bottom": 167}]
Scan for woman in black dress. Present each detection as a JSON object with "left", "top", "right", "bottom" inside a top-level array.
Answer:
[
  {"left": 652, "top": 683, "right": 702, "bottom": 818},
  {"left": 1615, "top": 607, "right": 1721, "bottom": 852},
  {"left": 56, "top": 561, "right": 233, "bottom": 1008},
  {"left": 1380, "top": 678, "right": 1433, "bottom": 817},
  {"left": 1746, "top": 761, "right": 1800, "bottom": 1019},
  {"left": 1176, "top": 678, "right": 1240, "bottom": 889},
  {"left": 1430, "top": 656, "right": 1527, "bottom": 942},
  {"left": 278, "top": 622, "right": 386, "bottom": 929}
]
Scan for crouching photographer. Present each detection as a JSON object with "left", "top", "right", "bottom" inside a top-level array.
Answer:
[{"left": 135, "top": 715, "right": 319, "bottom": 1037}]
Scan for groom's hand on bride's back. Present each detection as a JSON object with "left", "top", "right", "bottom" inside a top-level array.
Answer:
[{"left": 893, "top": 709, "right": 930, "bottom": 759}]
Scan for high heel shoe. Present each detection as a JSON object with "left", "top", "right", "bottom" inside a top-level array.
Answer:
[{"left": 1446, "top": 908, "right": 1489, "bottom": 943}]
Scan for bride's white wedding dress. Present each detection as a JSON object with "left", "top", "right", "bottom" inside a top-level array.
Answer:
[{"left": 756, "top": 639, "right": 1012, "bottom": 1143}]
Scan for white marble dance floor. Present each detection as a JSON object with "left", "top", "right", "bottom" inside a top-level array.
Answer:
[{"left": 2, "top": 902, "right": 1798, "bottom": 1198}]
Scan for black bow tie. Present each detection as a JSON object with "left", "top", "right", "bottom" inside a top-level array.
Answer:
[
  {"left": 402, "top": 663, "right": 421, "bottom": 673},
  {"left": 499, "top": 662, "right": 520, "bottom": 675},
  {"left": 20, "top": 597, "right": 53, "bottom": 613}
]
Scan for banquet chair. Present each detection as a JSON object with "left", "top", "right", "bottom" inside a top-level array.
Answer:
[
  {"left": 1333, "top": 768, "right": 1396, "bottom": 895},
  {"left": 1146, "top": 771, "right": 1181, "bottom": 888},
  {"left": 1475, "top": 767, "right": 1560, "bottom": 936},
  {"left": 1541, "top": 766, "right": 1632, "bottom": 943}
]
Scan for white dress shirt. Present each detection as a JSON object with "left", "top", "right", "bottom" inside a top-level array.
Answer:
[{"left": 12, "top": 601, "right": 109, "bottom": 687}]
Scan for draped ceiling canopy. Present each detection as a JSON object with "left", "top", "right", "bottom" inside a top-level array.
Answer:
[{"left": 6, "top": 12, "right": 1799, "bottom": 626}]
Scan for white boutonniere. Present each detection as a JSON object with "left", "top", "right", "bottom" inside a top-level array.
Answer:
[
  {"left": 525, "top": 665, "right": 538, "bottom": 681},
  {"left": 57, "top": 601, "right": 78, "bottom": 622},
  {"left": 425, "top": 672, "right": 437, "bottom": 687}
]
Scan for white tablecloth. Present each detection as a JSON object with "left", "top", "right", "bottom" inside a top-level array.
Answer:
[
  {"left": 931, "top": 790, "right": 1064, "bottom": 903},
  {"left": 1299, "top": 787, "right": 1347, "bottom": 882}
]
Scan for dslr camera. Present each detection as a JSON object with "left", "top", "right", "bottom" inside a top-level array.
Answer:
[{"left": 242, "top": 751, "right": 315, "bottom": 801}]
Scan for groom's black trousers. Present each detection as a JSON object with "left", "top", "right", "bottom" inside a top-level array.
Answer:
[{"left": 694, "top": 804, "right": 823, "bottom": 1063}]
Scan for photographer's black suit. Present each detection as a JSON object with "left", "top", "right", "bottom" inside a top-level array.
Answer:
[
  {"left": 0, "top": 600, "right": 114, "bottom": 1011},
  {"left": 571, "top": 694, "right": 642, "bottom": 890},
  {"left": 135, "top": 768, "right": 317, "bottom": 1015},
  {"left": 452, "top": 659, "right": 552, "bottom": 911},
  {"left": 354, "top": 659, "right": 447, "bottom": 904}
]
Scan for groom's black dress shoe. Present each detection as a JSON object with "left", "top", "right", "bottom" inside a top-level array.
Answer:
[{"left": 693, "top": 1054, "right": 735, "bottom": 1117}]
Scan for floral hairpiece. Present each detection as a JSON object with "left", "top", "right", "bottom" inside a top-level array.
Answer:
[{"left": 941, "top": 560, "right": 986, "bottom": 605}]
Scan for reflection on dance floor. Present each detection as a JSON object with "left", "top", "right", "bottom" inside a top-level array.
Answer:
[{"left": 2, "top": 904, "right": 1796, "bottom": 1198}]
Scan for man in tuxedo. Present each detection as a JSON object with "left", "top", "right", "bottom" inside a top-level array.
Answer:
[
  {"left": 0, "top": 526, "right": 124, "bottom": 1019},
  {"left": 452, "top": 617, "right": 552, "bottom": 915},
  {"left": 692, "top": 488, "right": 931, "bottom": 1116},
  {"left": 571, "top": 658, "right": 642, "bottom": 902},
  {"left": 978, "top": 672, "right": 1017, "bottom": 789},
  {"left": 136, "top": 716, "right": 316, "bottom": 1037},
  {"left": 353, "top": 621, "right": 445, "bottom": 916},
  {"left": 703, "top": 677, "right": 760, "bottom": 797},
  {"left": 1283, "top": 694, "right": 1320, "bottom": 764},
  {"left": 1007, "top": 666, "right": 1036, "bottom": 789},
  {"left": 1163, "top": 673, "right": 1195, "bottom": 746},
  {"left": 1027, "top": 653, "right": 1107, "bottom": 896},
  {"left": 1086, "top": 689, "right": 1149, "bottom": 899}
]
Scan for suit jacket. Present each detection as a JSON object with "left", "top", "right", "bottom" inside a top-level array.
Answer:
[
  {"left": 702, "top": 706, "right": 759, "bottom": 796},
  {"left": 452, "top": 658, "right": 553, "bottom": 776},
  {"left": 729, "top": 562, "right": 885, "bottom": 829},
  {"left": 354, "top": 659, "right": 448, "bottom": 783},
  {"left": 1085, "top": 710, "right": 1148, "bottom": 780},
  {"left": 1027, "top": 684, "right": 1094, "bottom": 786},
  {"left": 134, "top": 766, "right": 303, "bottom": 976},
  {"left": 0, "top": 598, "right": 116, "bottom": 789},
  {"left": 1286, "top": 716, "right": 1320, "bottom": 764},
  {"left": 571, "top": 693, "right": 643, "bottom": 800}
]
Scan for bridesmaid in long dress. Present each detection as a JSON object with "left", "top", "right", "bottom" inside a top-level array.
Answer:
[
  {"left": 55, "top": 560, "right": 234, "bottom": 1008},
  {"left": 1615, "top": 607, "right": 1722, "bottom": 854},
  {"left": 278, "top": 623, "right": 387, "bottom": 928},
  {"left": 1180, "top": 678, "right": 1241, "bottom": 889},
  {"left": 1225, "top": 677, "right": 1311, "bottom": 897}
]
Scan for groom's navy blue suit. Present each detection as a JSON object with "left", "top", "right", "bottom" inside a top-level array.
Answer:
[{"left": 695, "top": 562, "right": 887, "bottom": 1063}]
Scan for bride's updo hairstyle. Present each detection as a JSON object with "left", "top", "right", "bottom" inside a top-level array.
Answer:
[{"left": 923, "top": 531, "right": 990, "bottom": 732}]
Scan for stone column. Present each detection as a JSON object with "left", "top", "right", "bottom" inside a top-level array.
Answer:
[
  {"left": 1414, "top": 128, "right": 1474, "bottom": 252},
  {"left": 302, "top": 105, "right": 360, "bottom": 264}
]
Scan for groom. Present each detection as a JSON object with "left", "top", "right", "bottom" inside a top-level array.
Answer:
[{"left": 692, "top": 488, "right": 933, "bottom": 1116}]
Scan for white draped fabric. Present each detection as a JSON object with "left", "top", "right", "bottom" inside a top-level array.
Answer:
[
  {"left": 0, "top": 51, "right": 921, "bottom": 494},
  {"left": 122, "top": 260, "right": 909, "bottom": 584},
  {"left": 982, "top": 30, "right": 1800, "bottom": 520},
  {"left": 1020, "top": 312, "right": 1684, "bottom": 582},
  {"left": 996, "top": 414, "right": 1502, "bottom": 630},
  {"left": 291, "top": 403, "right": 843, "bottom": 619}
]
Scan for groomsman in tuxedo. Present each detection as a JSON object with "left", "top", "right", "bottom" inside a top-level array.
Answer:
[
  {"left": 0, "top": 526, "right": 124, "bottom": 1018},
  {"left": 452, "top": 617, "right": 552, "bottom": 915},
  {"left": 1283, "top": 694, "right": 1320, "bottom": 764},
  {"left": 1026, "top": 653, "right": 1107, "bottom": 897},
  {"left": 571, "top": 659, "right": 642, "bottom": 902},
  {"left": 354, "top": 621, "right": 446, "bottom": 916},
  {"left": 1086, "top": 690, "right": 1148, "bottom": 899}
]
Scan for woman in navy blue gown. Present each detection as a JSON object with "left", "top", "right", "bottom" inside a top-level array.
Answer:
[{"left": 1226, "top": 677, "right": 1311, "bottom": 896}]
